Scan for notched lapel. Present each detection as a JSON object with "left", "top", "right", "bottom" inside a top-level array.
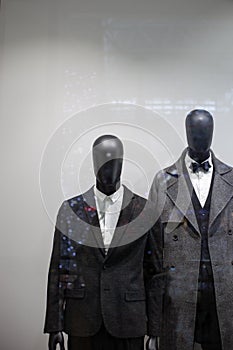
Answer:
[
  {"left": 163, "top": 151, "right": 233, "bottom": 235},
  {"left": 166, "top": 174, "right": 200, "bottom": 235},
  {"left": 82, "top": 186, "right": 105, "bottom": 256},
  {"left": 165, "top": 151, "right": 200, "bottom": 235},
  {"left": 81, "top": 185, "right": 137, "bottom": 260}
]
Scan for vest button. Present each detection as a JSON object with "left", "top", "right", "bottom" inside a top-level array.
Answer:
[{"left": 229, "top": 230, "right": 232, "bottom": 235}]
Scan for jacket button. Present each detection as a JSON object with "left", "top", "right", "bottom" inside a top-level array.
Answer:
[
  {"left": 103, "top": 264, "right": 107, "bottom": 270},
  {"left": 173, "top": 235, "right": 178, "bottom": 241},
  {"left": 231, "top": 261, "right": 233, "bottom": 266},
  {"left": 229, "top": 230, "right": 232, "bottom": 235}
]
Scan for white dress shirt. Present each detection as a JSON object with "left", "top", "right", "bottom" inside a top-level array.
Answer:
[
  {"left": 185, "top": 152, "right": 213, "bottom": 208},
  {"left": 94, "top": 185, "right": 124, "bottom": 252}
]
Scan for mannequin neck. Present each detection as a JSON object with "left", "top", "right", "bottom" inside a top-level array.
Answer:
[
  {"left": 96, "top": 180, "right": 121, "bottom": 196},
  {"left": 188, "top": 147, "right": 210, "bottom": 164}
]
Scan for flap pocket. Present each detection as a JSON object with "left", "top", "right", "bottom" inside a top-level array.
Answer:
[
  {"left": 125, "top": 290, "right": 146, "bottom": 301},
  {"left": 162, "top": 219, "right": 187, "bottom": 233},
  {"left": 59, "top": 274, "right": 77, "bottom": 283},
  {"left": 65, "top": 288, "right": 85, "bottom": 299}
]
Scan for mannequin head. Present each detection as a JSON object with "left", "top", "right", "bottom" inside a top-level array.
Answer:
[
  {"left": 185, "top": 109, "right": 214, "bottom": 163},
  {"left": 92, "top": 135, "right": 123, "bottom": 195}
]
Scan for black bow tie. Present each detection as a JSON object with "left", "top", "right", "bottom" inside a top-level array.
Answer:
[{"left": 191, "top": 161, "right": 211, "bottom": 173}]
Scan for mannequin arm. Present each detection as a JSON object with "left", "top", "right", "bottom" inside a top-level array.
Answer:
[
  {"left": 48, "top": 332, "right": 65, "bottom": 350},
  {"left": 146, "top": 336, "right": 159, "bottom": 350}
]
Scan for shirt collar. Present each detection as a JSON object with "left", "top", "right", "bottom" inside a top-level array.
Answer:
[
  {"left": 94, "top": 185, "right": 124, "bottom": 204},
  {"left": 185, "top": 151, "right": 213, "bottom": 171}
]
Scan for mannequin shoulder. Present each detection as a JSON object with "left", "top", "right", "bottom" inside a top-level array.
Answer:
[
  {"left": 57, "top": 193, "right": 85, "bottom": 215},
  {"left": 221, "top": 165, "right": 233, "bottom": 185},
  {"left": 214, "top": 157, "right": 233, "bottom": 184}
]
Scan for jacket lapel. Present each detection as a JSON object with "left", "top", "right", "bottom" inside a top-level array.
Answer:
[
  {"left": 165, "top": 149, "right": 200, "bottom": 235},
  {"left": 81, "top": 186, "right": 106, "bottom": 257},
  {"left": 165, "top": 150, "right": 233, "bottom": 234},
  {"left": 81, "top": 185, "right": 136, "bottom": 260},
  {"left": 208, "top": 154, "right": 233, "bottom": 230}
]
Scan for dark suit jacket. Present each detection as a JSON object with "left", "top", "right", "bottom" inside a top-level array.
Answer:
[
  {"left": 44, "top": 185, "right": 163, "bottom": 338},
  {"left": 149, "top": 149, "right": 233, "bottom": 350}
]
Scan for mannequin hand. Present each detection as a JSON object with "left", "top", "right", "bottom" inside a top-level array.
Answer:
[
  {"left": 146, "top": 336, "right": 159, "bottom": 350},
  {"left": 48, "top": 332, "right": 65, "bottom": 350}
]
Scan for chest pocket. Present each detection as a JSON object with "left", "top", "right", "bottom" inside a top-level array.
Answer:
[
  {"left": 161, "top": 205, "right": 187, "bottom": 234},
  {"left": 163, "top": 219, "right": 187, "bottom": 234}
]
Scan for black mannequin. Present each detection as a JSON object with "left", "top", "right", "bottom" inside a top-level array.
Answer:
[
  {"left": 147, "top": 109, "right": 213, "bottom": 350},
  {"left": 92, "top": 134, "right": 123, "bottom": 195},
  {"left": 186, "top": 110, "right": 221, "bottom": 349},
  {"left": 48, "top": 135, "right": 123, "bottom": 349},
  {"left": 149, "top": 109, "right": 231, "bottom": 349},
  {"left": 48, "top": 134, "right": 158, "bottom": 350},
  {"left": 186, "top": 109, "right": 214, "bottom": 162}
]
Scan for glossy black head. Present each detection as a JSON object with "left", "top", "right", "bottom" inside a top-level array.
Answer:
[
  {"left": 92, "top": 135, "right": 123, "bottom": 195},
  {"left": 185, "top": 109, "right": 214, "bottom": 163}
]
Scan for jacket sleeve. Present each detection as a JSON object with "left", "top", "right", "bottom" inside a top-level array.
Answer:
[
  {"left": 44, "top": 202, "right": 68, "bottom": 333},
  {"left": 143, "top": 210, "right": 164, "bottom": 337}
]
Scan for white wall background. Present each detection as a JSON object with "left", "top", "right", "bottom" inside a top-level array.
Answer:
[{"left": 1, "top": 0, "right": 233, "bottom": 349}]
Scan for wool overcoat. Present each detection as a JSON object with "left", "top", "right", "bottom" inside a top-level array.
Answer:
[{"left": 149, "top": 149, "right": 233, "bottom": 350}]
